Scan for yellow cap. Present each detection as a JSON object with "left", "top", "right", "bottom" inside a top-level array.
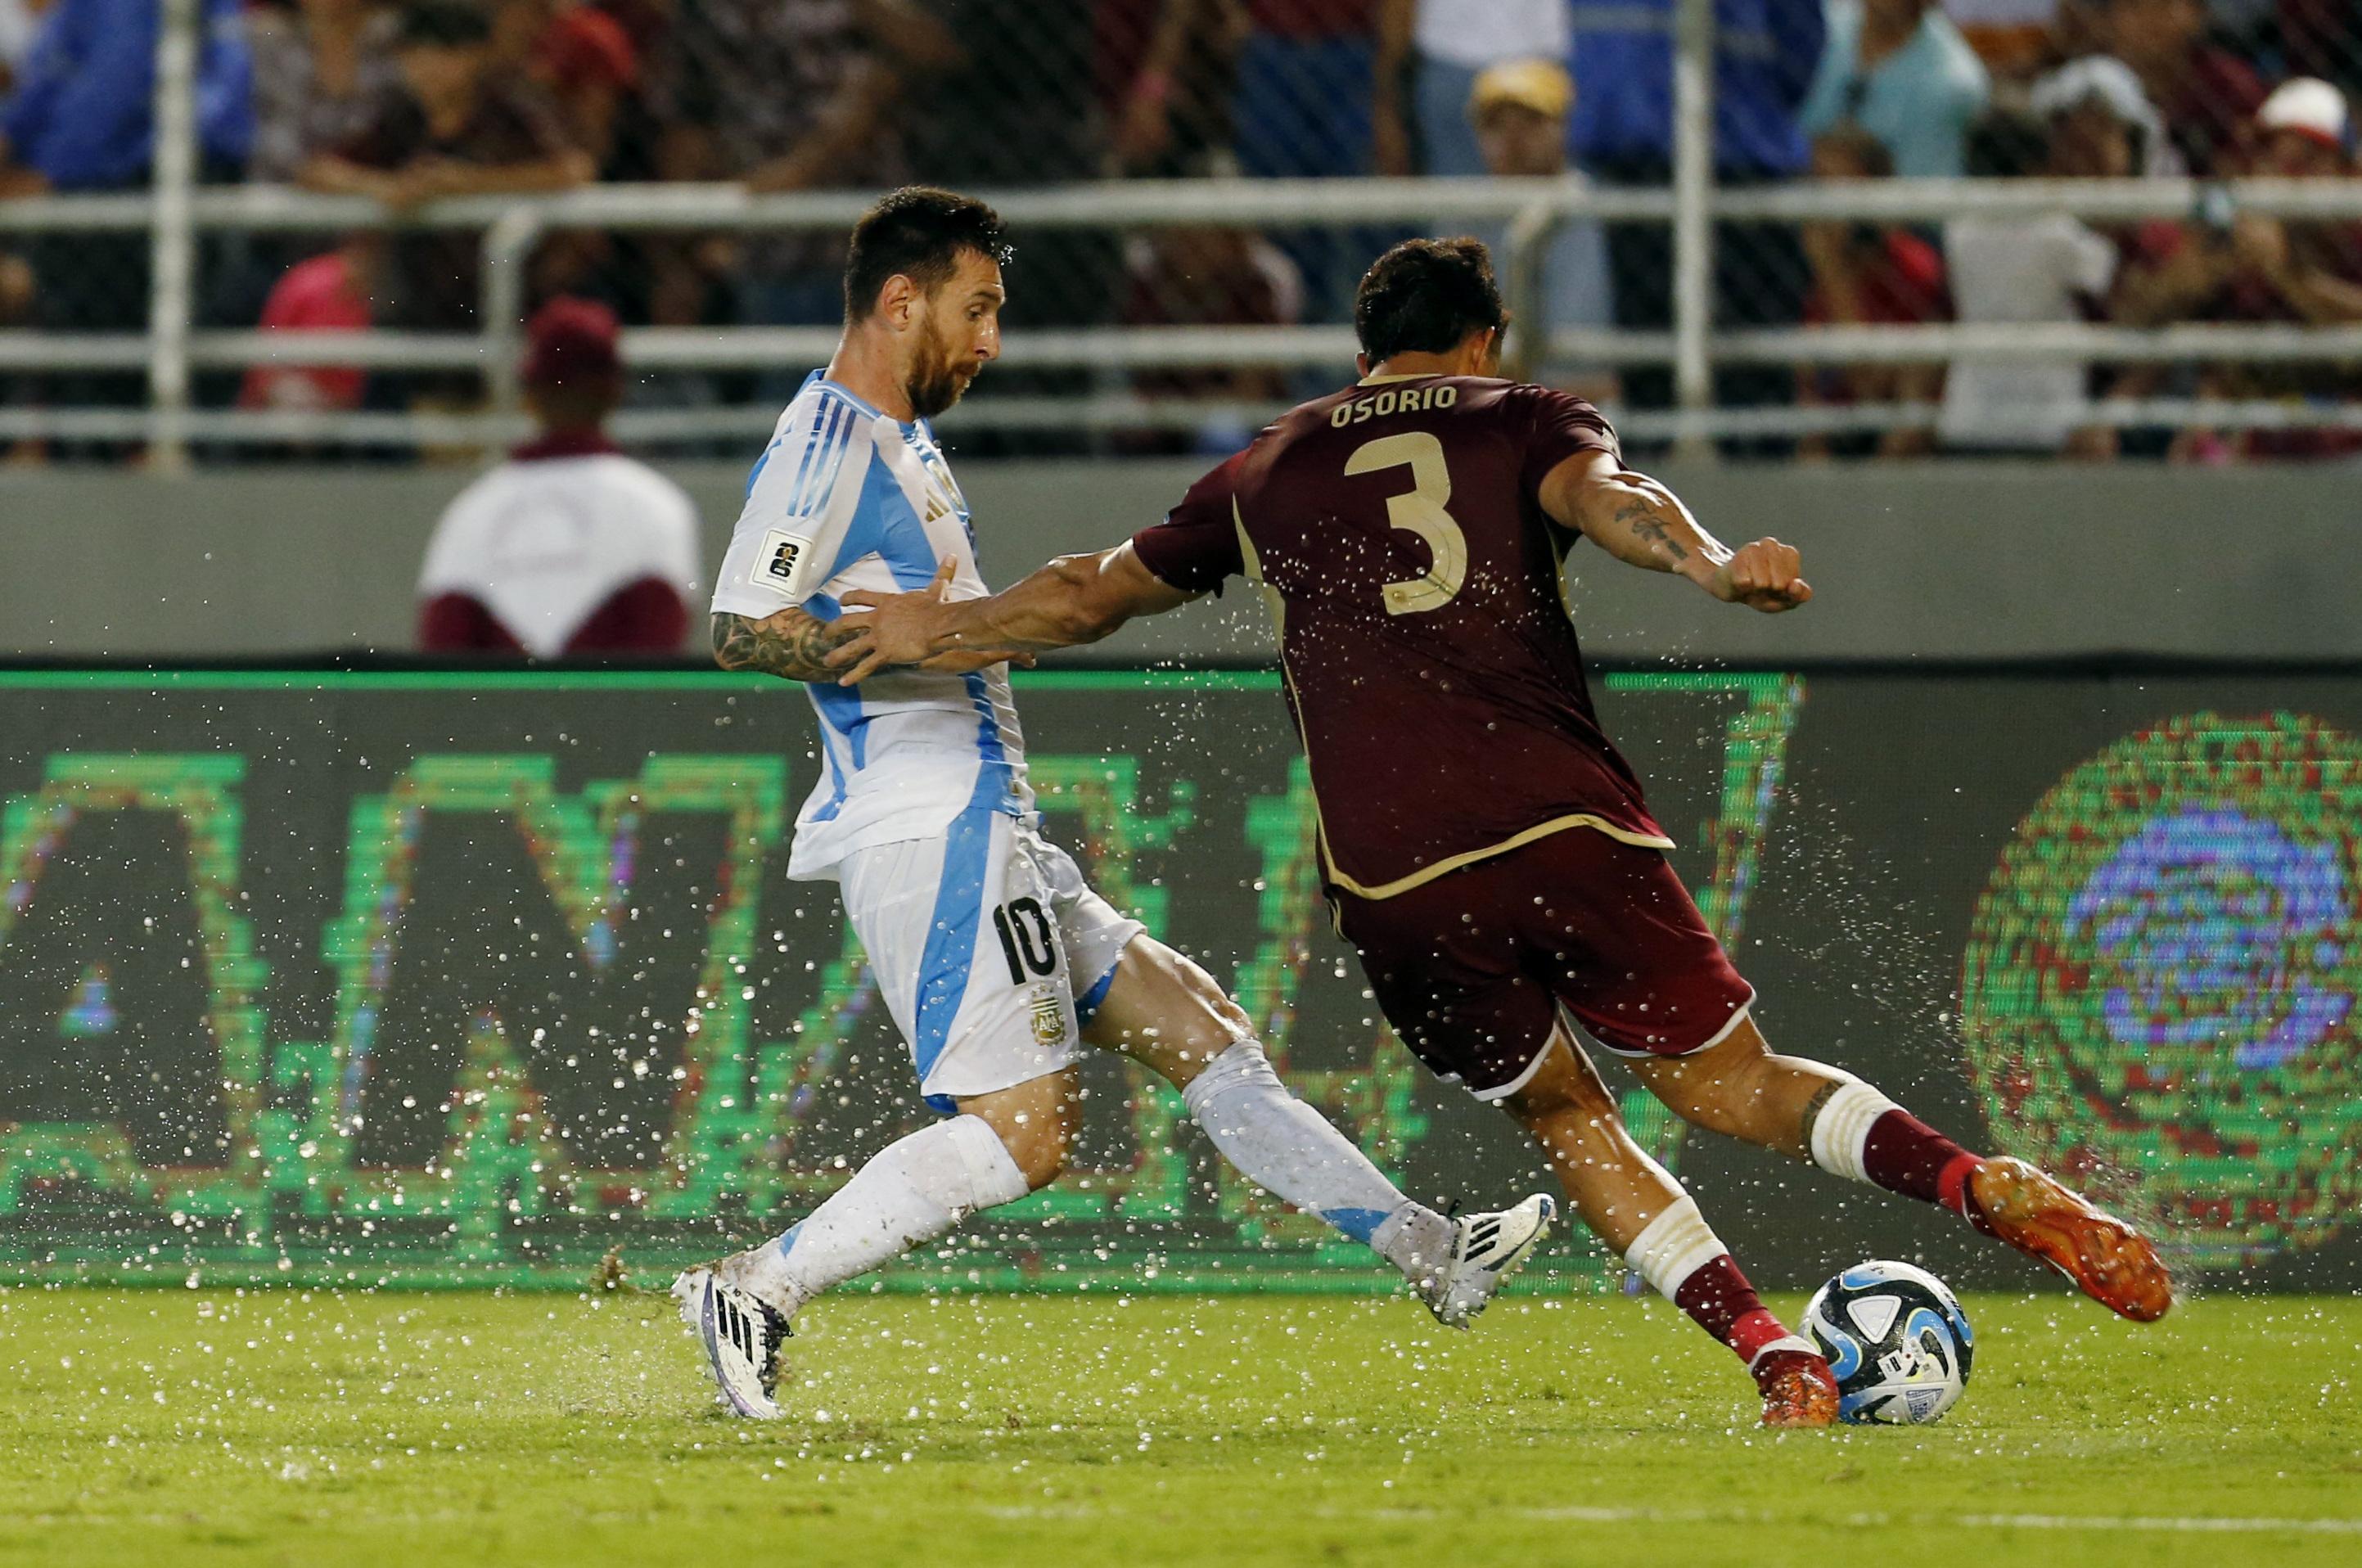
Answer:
[{"left": 1470, "top": 58, "right": 1575, "bottom": 122}]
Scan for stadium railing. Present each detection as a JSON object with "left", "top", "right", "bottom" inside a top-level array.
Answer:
[
  {"left": 5, "top": 0, "right": 2362, "bottom": 461},
  {"left": 10, "top": 175, "right": 2362, "bottom": 458}
]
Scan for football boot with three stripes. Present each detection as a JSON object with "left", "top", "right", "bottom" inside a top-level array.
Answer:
[
  {"left": 1420, "top": 1193, "right": 1558, "bottom": 1328},
  {"left": 672, "top": 1266, "right": 790, "bottom": 1419}
]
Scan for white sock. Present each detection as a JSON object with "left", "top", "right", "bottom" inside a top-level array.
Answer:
[
  {"left": 1805, "top": 1079, "right": 1900, "bottom": 1185},
  {"left": 1621, "top": 1195, "right": 1726, "bottom": 1302},
  {"left": 1624, "top": 1196, "right": 1815, "bottom": 1368},
  {"left": 1181, "top": 1039, "right": 1451, "bottom": 1282},
  {"left": 722, "top": 1114, "right": 1030, "bottom": 1314}
]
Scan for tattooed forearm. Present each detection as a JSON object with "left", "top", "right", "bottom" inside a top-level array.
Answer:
[
  {"left": 1566, "top": 466, "right": 1730, "bottom": 580},
  {"left": 710, "top": 610, "right": 861, "bottom": 683},
  {"left": 1616, "top": 498, "right": 1688, "bottom": 564}
]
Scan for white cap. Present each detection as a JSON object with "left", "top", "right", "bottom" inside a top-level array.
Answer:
[
  {"left": 2031, "top": 55, "right": 2153, "bottom": 128},
  {"left": 2257, "top": 77, "right": 2351, "bottom": 151},
  {"left": 2027, "top": 55, "right": 2184, "bottom": 174}
]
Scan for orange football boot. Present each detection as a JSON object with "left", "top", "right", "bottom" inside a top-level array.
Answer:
[
  {"left": 1969, "top": 1156, "right": 2175, "bottom": 1322},
  {"left": 1754, "top": 1349, "right": 1840, "bottom": 1429}
]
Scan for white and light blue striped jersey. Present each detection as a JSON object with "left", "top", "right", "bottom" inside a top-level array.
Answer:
[{"left": 712, "top": 372, "right": 1031, "bottom": 880}]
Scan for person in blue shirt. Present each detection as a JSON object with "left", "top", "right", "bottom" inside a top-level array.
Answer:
[
  {"left": 1798, "top": 0, "right": 1990, "bottom": 179},
  {"left": 0, "top": 0, "right": 252, "bottom": 444},
  {"left": 1570, "top": 0, "right": 1824, "bottom": 181},
  {"left": 1567, "top": 0, "right": 1826, "bottom": 447},
  {"left": 0, "top": 0, "right": 252, "bottom": 193}
]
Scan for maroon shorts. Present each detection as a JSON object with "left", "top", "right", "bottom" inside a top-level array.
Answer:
[{"left": 1333, "top": 827, "right": 1755, "bottom": 1100}]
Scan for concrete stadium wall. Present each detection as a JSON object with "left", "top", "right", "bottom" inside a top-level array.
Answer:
[{"left": 0, "top": 459, "right": 2350, "bottom": 660}]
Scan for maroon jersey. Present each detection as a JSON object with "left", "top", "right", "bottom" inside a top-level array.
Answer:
[{"left": 1130, "top": 374, "right": 1671, "bottom": 899}]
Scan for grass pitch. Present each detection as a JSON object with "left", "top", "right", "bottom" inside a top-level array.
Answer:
[{"left": 0, "top": 1286, "right": 2355, "bottom": 1568}]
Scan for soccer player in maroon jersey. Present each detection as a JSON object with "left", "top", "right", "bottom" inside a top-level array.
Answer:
[{"left": 827, "top": 237, "right": 2175, "bottom": 1428}]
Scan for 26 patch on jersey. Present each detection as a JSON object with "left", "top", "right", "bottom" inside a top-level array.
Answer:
[{"left": 753, "top": 529, "right": 814, "bottom": 594}]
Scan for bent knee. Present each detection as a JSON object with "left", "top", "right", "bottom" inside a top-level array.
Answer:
[
  {"left": 1643, "top": 1056, "right": 1784, "bottom": 1138},
  {"left": 1010, "top": 1136, "right": 1069, "bottom": 1192},
  {"left": 1007, "top": 1097, "right": 1082, "bottom": 1190},
  {"left": 1640, "top": 1054, "right": 1733, "bottom": 1115},
  {"left": 978, "top": 1111, "right": 1071, "bottom": 1192},
  {"left": 1500, "top": 1043, "right": 1620, "bottom": 1131},
  {"left": 1088, "top": 936, "right": 1253, "bottom": 1078},
  {"left": 962, "top": 1071, "right": 1082, "bottom": 1192},
  {"left": 1662, "top": 1089, "right": 1755, "bottom": 1139},
  {"left": 1506, "top": 1073, "right": 1612, "bottom": 1127}
]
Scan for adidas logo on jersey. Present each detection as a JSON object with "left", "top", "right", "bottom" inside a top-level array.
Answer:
[{"left": 920, "top": 451, "right": 966, "bottom": 523}]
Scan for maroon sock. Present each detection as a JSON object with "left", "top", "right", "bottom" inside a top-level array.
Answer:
[
  {"left": 1862, "top": 1109, "right": 1987, "bottom": 1224},
  {"left": 1671, "top": 1252, "right": 1799, "bottom": 1367}
]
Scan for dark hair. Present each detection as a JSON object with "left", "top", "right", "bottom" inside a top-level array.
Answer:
[
  {"left": 396, "top": 0, "right": 492, "bottom": 48},
  {"left": 1964, "top": 109, "right": 2048, "bottom": 179},
  {"left": 843, "top": 187, "right": 1012, "bottom": 322},
  {"left": 1353, "top": 237, "right": 1508, "bottom": 364}
]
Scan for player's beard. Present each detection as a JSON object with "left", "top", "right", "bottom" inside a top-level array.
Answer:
[{"left": 905, "top": 327, "right": 979, "bottom": 420}]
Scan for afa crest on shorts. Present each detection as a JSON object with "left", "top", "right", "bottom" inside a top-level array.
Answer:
[{"left": 1029, "top": 989, "right": 1067, "bottom": 1048}]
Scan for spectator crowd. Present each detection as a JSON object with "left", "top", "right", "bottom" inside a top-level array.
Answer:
[{"left": 0, "top": 0, "right": 2356, "bottom": 460}]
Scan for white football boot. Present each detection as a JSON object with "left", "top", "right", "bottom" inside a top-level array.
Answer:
[
  {"left": 1419, "top": 1193, "right": 1557, "bottom": 1328},
  {"left": 672, "top": 1266, "right": 790, "bottom": 1420}
]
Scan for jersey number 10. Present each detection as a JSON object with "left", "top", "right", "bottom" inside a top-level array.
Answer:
[{"left": 992, "top": 897, "right": 1058, "bottom": 985}]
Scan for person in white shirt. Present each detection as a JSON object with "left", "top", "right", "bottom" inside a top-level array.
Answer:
[
  {"left": 673, "top": 187, "right": 1553, "bottom": 1419},
  {"left": 1940, "top": 65, "right": 2150, "bottom": 455},
  {"left": 417, "top": 298, "right": 701, "bottom": 655}
]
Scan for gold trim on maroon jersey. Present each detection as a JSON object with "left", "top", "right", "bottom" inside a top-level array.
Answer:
[
  {"left": 1235, "top": 498, "right": 1672, "bottom": 903},
  {"left": 1321, "top": 814, "right": 1677, "bottom": 903}
]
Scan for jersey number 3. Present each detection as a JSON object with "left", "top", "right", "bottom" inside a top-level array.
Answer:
[{"left": 1346, "top": 431, "right": 1467, "bottom": 615}]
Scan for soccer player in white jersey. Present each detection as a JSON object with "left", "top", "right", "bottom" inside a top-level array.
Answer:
[{"left": 672, "top": 187, "right": 1554, "bottom": 1419}]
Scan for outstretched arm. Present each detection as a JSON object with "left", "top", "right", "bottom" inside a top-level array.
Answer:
[
  {"left": 1538, "top": 449, "right": 1812, "bottom": 612},
  {"left": 713, "top": 605, "right": 1026, "bottom": 682},
  {"left": 825, "top": 547, "right": 1198, "bottom": 684},
  {"left": 711, "top": 608, "right": 861, "bottom": 681}
]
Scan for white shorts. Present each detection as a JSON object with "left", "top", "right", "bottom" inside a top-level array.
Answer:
[{"left": 838, "top": 812, "right": 1145, "bottom": 1113}]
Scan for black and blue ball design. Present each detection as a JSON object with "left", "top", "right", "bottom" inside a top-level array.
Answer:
[{"left": 1803, "top": 1260, "right": 1974, "bottom": 1425}]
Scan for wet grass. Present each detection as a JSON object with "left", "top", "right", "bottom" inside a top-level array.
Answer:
[{"left": 1, "top": 1286, "right": 2355, "bottom": 1566}]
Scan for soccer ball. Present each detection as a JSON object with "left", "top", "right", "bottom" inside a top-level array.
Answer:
[{"left": 1802, "top": 1260, "right": 1973, "bottom": 1425}]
